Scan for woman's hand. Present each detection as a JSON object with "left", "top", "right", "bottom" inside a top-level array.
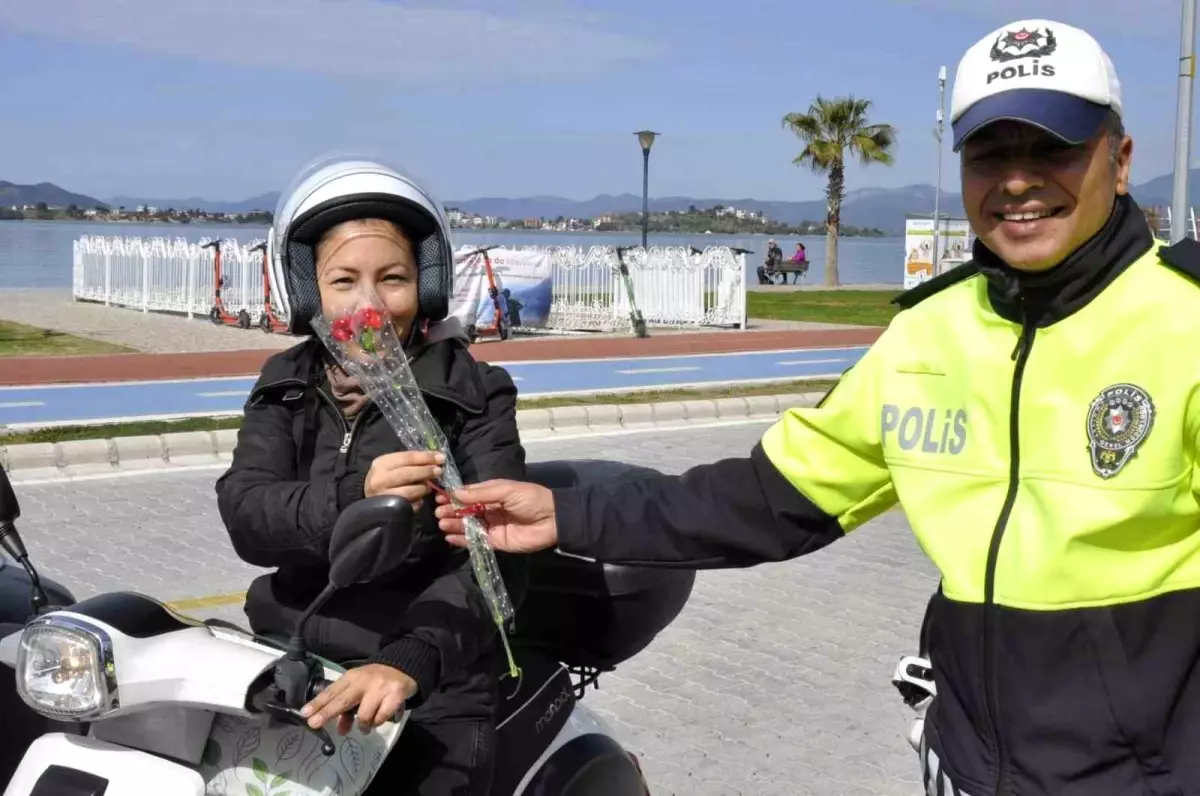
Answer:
[
  {"left": 434, "top": 480, "right": 558, "bottom": 554},
  {"left": 301, "top": 664, "right": 417, "bottom": 735},
  {"left": 365, "top": 451, "right": 444, "bottom": 506}
]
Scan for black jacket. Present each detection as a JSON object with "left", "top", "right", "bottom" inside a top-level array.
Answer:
[{"left": 215, "top": 335, "right": 527, "bottom": 722}]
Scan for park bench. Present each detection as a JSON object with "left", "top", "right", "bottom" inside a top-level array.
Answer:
[{"left": 762, "top": 260, "right": 809, "bottom": 285}]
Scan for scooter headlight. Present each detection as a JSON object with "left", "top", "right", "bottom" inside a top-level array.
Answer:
[{"left": 16, "top": 616, "right": 117, "bottom": 720}]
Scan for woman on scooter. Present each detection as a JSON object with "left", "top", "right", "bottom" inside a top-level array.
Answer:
[{"left": 215, "top": 155, "right": 526, "bottom": 796}]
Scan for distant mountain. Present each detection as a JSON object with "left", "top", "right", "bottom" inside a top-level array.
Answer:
[
  {"left": 0, "top": 181, "right": 105, "bottom": 209},
  {"left": 1126, "top": 170, "right": 1200, "bottom": 208},
  {"left": 447, "top": 186, "right": 965, "bottom": 233},
  {"left": 106, "top": 193, "right": 279, "bottom": 214},
  {"left": 8, "top": 167, "right": 1199, "bottom": 233}
]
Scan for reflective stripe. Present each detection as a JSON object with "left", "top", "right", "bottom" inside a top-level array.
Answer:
[{"left": 920, "top": 733, "right": 973, "bottom": 796}]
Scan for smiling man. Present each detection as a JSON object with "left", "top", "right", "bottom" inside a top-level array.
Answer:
[{"left": 436, "top": 20, "right": 1200, "bottom": 795}]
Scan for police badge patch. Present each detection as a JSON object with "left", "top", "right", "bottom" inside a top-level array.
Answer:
[
  {"left": 989, "top": 27, "right": 1058, "bottom": 62},
  {"left": 1086, "top": 384, "right": 1155, "bottom": 479}
]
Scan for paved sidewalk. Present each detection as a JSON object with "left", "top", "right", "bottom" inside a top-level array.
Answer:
[
  {"left": 0, "top": 326, "right": 883, "bottom": 385},
  {"left": 13, "top": 422, "right": 935, "bottom": 795}
]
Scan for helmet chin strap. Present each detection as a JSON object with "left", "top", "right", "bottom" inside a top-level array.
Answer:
[{"left": 404, "top": 319, "right": 430, "bottom": 350}]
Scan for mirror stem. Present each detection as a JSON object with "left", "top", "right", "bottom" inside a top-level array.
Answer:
[
  {"left": 286, "top": 582, "right": 338, "bottom": 660},
  {"left": 0, "top": 520, "right": 30, "bottom": 562},
  {"left": 1, "top": 521, "right": 48, "bottom": 614}
]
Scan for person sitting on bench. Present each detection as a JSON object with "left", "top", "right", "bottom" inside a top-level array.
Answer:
[
  {"left": 757, "top": 239, "right": 783, "bottom": 284},
  {"left": 786, "top": 242, "right": 808, "bottom": 284}
]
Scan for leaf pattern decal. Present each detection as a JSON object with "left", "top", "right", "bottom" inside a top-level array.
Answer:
[
  {"left": 276, "top": 730, "right": 303, "bottom": 762},
  {"left": 214, "top": 714, "right": 239, "bottom": 734},
  {"left": 301, "top": 742, "right": 326, "bottom": 779},
  {"left": 338, "top": 736, "right": 363, "bottom": 779},
  {"left": 234, "top": 727, "right": 261, "bottom": 765}
]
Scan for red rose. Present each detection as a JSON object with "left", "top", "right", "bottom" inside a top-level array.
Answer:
[
  {"left": 356, "top": 307, "right": 384, "bottom": 330},
  {"left": 331, "top": 316, "right": 354, "bottom": 342}
]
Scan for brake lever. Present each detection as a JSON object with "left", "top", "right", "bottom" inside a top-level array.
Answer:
[{"left": 258, "top": 699, "right": 336, "bottom": 757}]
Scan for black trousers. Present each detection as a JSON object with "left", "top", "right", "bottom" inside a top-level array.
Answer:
[{"left": 367, "top": 718, "right": 495, "bottom": 796}]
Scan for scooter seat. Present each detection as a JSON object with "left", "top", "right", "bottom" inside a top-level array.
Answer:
[{"left": 61, "top": 592, "right": 203, "bottom": 639}]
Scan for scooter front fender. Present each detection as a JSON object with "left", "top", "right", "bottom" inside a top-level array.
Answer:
[{"left": 3, "top": 733, "right": 204, "bottom": 796}]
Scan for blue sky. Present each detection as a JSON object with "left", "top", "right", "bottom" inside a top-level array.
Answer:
[{"left": 0, "top": 0, "right": 1193, "bottom": 203}]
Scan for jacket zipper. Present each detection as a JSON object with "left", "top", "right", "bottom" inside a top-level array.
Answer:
[
  {"left": 313, "top": 388, "right": 365, "bottom": 476},
  {"left": 984, "top": 310, "right": 1035, "bottom": 795}
]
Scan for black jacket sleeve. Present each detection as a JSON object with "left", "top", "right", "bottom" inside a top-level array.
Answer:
[
  {"left": 551, "top": 337, "right": 900, "bottom": 568},
  {"left": 368, "top": 363, "right": 528, "bottom": 697},
  {"left": 552, "top": 443, "right": 846, "bottom": 569},
  {"left": 215, "top": 396, "right": 344, "bottom": 569}
]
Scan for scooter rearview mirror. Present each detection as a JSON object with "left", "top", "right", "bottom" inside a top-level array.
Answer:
[
  {"left": 273, "top": 495, "right": 416, "bottom": 713},
  {"left": 327, "top": 496, "right": 415, "bottom": 588},
  {"left": 0, "top": 467, "right": 19, "bottom": 527},
  {"left": 0, "top": 467, "right": 49, "bottom": 616}
]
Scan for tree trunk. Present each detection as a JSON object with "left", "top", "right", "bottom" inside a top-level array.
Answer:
[{"left": 824, "top": 160, "right": 845, "bottom": 287}]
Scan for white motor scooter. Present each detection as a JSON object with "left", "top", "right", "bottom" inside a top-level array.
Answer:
[{"left": 0, "top": 459, "right": 687, "bottom": 796}]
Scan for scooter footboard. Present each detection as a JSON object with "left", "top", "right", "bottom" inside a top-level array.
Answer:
[{"left": 4, "top": 733, "right": 205, "bottom": 796}]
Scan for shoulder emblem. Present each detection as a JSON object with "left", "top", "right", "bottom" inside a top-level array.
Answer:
[
  {"left": 1086, "top": 383, "right": 1155, "bottom": 479},
  {"left": 892, "top": 263, "right": 980, "bottom": 310}
]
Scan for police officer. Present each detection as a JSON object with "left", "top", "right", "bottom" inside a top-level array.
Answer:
[{"left": 438, "top": 19, "right": 1200, "bottom": 796}]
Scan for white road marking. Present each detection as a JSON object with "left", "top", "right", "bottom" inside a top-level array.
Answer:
[
  {"left": 775, "top": 358, "right": 851, "bottom": 366},
  {"left": 614, "top": 366, "right": 703, "bottom": 375},
  {"left": 0, "top": 401, "right": 45, "bottom": 408}
]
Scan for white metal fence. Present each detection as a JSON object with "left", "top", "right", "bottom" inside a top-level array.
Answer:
[
  {"left": 73, "top": 235, "right": 269, "bottom": 323},
  {"left": 72, "top": 235, "right": 746, "bottom": 333},
  {"left": 488, "top": 244, "right": 745, "bottom": 332}
]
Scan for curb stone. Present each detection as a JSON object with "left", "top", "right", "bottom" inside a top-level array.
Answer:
[{"left": 1, "top": 392, "right": 824, "bottom": 481}]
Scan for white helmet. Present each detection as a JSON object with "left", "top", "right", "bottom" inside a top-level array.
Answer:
[{"left": 270, "top": 154, "right": 455, "bottom": 335}]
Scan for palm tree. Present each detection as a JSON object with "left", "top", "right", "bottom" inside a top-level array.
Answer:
[{"left": 782, "top": 96, "right": 896, "bottom": 287}]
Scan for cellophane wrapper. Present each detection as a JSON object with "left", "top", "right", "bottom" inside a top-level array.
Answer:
[{"left": 311, "top": 299, "right": 514, "bottom": 628}]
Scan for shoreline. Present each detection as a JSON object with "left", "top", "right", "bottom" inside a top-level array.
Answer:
[{"left": 1, "top": 217, "right": 900, "bottom": 238}]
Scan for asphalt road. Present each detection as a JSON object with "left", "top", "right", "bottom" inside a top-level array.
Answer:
[
  {"left": 12, "top": 421, "right": 936, "bottom": 795},
  {"left": 0, "top": 346, "right": 866, "bottom": 428}
]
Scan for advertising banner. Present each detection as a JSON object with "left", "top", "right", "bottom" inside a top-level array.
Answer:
[
  {"left": 449, "top": 246, "right": 554, "bottom": 330},
  {"left": 903, "top": 218, "right": 973, "bottom": 289}
]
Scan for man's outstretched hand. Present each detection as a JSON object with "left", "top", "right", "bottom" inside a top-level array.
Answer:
[{"left": 434, "top": 480, "right": 558, "bottom": 553}]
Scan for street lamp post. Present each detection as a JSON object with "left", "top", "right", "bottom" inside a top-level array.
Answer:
[
  {"left": 932, "top": 65, "right": 947, "bottom": 275},
  {"left": 635, "top": 130, "right": 659, "bottom": 249},
  {"left": 1171, "top": 0, "right": 1198, "bottom": 243}
]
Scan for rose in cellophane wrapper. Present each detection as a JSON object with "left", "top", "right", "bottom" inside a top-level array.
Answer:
[{"left": 310, "top": 295, "right": 518, "bottom": 677}]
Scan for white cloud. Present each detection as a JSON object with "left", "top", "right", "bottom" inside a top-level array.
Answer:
[{"left": 0, "top": 0, "right": 663, "bottom": 84}]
